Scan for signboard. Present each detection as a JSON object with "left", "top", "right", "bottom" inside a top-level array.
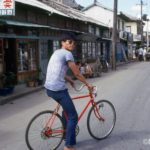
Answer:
[
  {"left": 133, "top": 34, "right": 141, "bottom": 42},
  {"left": 0, "top": 0, "right": 15, "bottom": 16}
]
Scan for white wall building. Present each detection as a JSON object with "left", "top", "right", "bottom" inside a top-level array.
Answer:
[
  {"left": 83, "top": 2, "right": 113, "bottom": 28},
  {"left": 83, "top": 2, "right": 134, "bottom": 61},
  {"left": 120, "top": 13, "right": 141, "bottom": 42}
]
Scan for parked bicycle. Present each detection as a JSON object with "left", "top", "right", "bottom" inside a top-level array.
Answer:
[
  {"left": 25, "top": 84, "right": 116, "bottom": 150},
  {"left": 100, "top": 55, "right": 109, "bottom": 72}
]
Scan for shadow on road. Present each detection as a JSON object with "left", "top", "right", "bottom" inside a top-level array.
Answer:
[{"left": 75, "top": 130, "right": 150, "bottom": 149}]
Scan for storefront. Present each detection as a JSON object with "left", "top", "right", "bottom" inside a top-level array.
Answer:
[
  {"left": 0, "top": 36, "right": 39, "bottom": 83},
  {"left": 0, "top": 0, "right": 111, "bottom": 86},
  {"left": 16, "top": 39, "right": 38, "bottom": 83},
  {"left": 0, "top": 19, "right": 51, "bottom": 83}
]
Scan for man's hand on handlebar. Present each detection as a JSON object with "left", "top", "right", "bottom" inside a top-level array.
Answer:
[
  {"left": 73, "top": 83, "right": 96, "bottom": 95},
  {"left": 86, "top": 83, "right": 94, "bottom": 93}
]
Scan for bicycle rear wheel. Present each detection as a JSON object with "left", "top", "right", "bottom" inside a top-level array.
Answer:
[
  {"left": 25, "top": 110, "right": 64, "bottom": 150},
  {"left": 87, "top": 100, "right": 116, "bottom": 140}
]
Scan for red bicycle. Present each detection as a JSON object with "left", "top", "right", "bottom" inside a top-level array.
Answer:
[{"left": 25, "top": 84, "right": 116, "bottom": 150}]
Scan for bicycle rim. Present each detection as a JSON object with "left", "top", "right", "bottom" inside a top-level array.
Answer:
[
  {"left": 25, "top": 110, "right": 64, "bottom": 150},
  {"left": 87, "top": 100, "right": 116, "bottom": 140}
]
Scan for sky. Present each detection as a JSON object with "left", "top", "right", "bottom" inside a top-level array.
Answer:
[{"left": 75, "top": 0, "right": 150, "bottom": 19}]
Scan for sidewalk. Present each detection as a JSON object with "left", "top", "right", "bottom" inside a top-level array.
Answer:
[
  {"left": 0, "top": 84, "right": 44, "bottom": 105},
  {"left": 0, "top": 60, "right": 136, "bottom": 105}
]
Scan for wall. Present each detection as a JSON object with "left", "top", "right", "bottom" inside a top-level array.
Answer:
[
  {"left": 84, "top": 5, "right": 113, "bottom": 28},
  {"left": 125, "top": 22, "right": 138, "bottom": 35}
]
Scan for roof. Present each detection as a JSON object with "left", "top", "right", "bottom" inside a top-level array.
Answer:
[
  {"left": 15, "top": 0, "right": 68, "bottom": 17},
  {"left": 16, "top": 0, "right": 108, "bottom": 28},
  {"left": 62, "top": 0, "right": 79, "bottom": 8},
  {"left": 82, "top": 1, "right": 113, "bottom": 12},
  {"left": 41, "top": 0, "right": 109, "bottom": 27},
  {"left": 118, "top": 12, "right": 141, "bottom": 22}
]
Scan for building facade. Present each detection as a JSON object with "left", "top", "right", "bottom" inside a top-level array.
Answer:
[
  {"left": 0, "top": 0, "right": 109, "bottom": 84},
  {"left": 83, "top": 2, "right": 135, "bottom": 62}
]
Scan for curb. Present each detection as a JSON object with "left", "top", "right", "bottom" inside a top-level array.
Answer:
[{"left": 0, "top": 86, "right": 44, "bottom": 105}]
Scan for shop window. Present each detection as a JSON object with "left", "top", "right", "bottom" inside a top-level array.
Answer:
[
  {"left": 96, "top": 27, "right": 100, "bottom": 36},
  {"left": 82, "top": 42, "right": 87, "bottom": 59},
  {"left": 40, "top": 40, "right": 48, "bottom": 59},
  {"left": 92, "top": 43, "right": 96, "bottom": 58},
  {"left": 88, "top": 25, "right": 95, "bottom": 34},
  {"left": 88, "top": 42, "right": 92, "bottom": 58},
  {"left": 17, "top": 40, "right": 38, "bottom": 72},
  {"left": 97, "top": 43, "right": 101, "bottom": 56},
  {"left": 103, "top": 43, "right": 106, "bottom": 56}
]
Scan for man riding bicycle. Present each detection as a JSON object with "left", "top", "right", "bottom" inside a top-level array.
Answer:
[{"left": 44, "top": 33, "right": 93, "bottom": 150}]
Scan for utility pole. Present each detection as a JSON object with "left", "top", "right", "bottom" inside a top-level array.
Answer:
[
  {"left": 94, "top": 0, "right": 97, "bottom": 3},
  {"left": 137, "top": 0, "right": 147, "bottom": 47},
  {"left": 112, "top": 0, "right": 118, "bottom": 70},
  {"left": 146, "top": 19, "right": 149, "bottom": 51},
  {"left": 141, "top": 0, "right": 144, "bottom": 46}
]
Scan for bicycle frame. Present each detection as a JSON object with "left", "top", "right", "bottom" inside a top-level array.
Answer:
[
  {"left": 45, "top": 92, "right": 104, "bottom": 131},
  {"left": 73, "top": 93, "right": 96, "bottom": 122}
]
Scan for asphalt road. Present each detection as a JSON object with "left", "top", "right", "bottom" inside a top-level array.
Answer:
[{"left": 0, "top": 61, "right": 150, "bottom": 150}]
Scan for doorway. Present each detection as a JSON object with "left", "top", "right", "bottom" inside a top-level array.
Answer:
[{"left": 4, "top": 38, "right": 17, "bottom": 76}]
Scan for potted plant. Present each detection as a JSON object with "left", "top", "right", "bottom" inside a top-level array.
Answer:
[
  {"left": 0, "top": 72, "right": 16, "bottom": 96},
  {"left": 26, "top": 68, "right": 43, "bottom": 87},
  {"left": 26, "top": 76, "right": 37, "bottom": 87},
  {"left": 26, "top": 75, "right": 41, "bottom": 87}
]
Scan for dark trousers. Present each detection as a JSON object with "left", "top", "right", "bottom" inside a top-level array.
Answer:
[{"left": 46, "top": 89, "right": 78, "bottom": 146}]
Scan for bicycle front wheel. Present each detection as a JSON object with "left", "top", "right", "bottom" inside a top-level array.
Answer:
[
  {"left": 87, "top": 100, "right": 116, "bottom": 140},
  {"left": 25, "top": 110, "right": 64, "bottom": 150}
]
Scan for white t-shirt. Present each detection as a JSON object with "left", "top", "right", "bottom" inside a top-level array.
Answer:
[{"left": 44, "top": 48, "right": 74, "bottom": 91}]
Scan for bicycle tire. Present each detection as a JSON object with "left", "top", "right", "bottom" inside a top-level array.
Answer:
[
  {"left": 87, "top": 100, "right": 116, "bottom": 140},
  {"left": 25, "top": 110, "right": 64, "bottom": 150}
]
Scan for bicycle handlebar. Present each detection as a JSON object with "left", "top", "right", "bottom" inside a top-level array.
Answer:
[
  {"left": 73, "top": 84, "right": 86, "bottom": 92},
  {"left": 74, "top": 84, "right": 98, "bottom": 97}
]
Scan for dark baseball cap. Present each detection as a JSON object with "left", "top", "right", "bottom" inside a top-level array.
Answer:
[{"left": 61, "top": 33, "right": 77, "bottom": 41}]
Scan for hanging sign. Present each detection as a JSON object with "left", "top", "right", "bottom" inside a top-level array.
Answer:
[{"left": 0, "top": 0, "right": 15, "bottom": 16}]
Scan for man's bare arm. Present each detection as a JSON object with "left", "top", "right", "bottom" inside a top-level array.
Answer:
[
  {"left": 65, "top": 75, "right": 73, "bottom": 83},
  {"left": 67, "top": 61, "right": 91, "bottom": 87}
]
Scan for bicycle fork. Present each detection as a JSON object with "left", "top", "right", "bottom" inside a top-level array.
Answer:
[{"left": 92, "top": 101, "right": 105, "bottom": 122}]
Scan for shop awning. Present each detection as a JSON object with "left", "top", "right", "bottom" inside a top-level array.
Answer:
[
  {"left": 0, "top": 19, "right": 104, "bottom": 40},
  {"left": 0, "top": 19, "right": 86, "bottom": 34},
  {"left": 0, "top": 19, "right": 50, "bottom": 28}
]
